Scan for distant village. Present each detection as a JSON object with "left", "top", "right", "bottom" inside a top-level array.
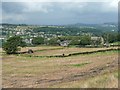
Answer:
[
  {"left": 0, "top": 23, "right": 118, "bottom": 47},
  {"left": 1, "top": 24, "right": 64, "bottom": 44}
]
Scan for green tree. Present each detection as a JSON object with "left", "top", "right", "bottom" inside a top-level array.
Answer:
[
  {"left": 48, "top": 38, "right": 59, "bottom": 45},
  {"left": 3, "top": 36, "right": 26, "bottom": 54},
  {"left": 70, "top": 40, "right": 80, "bottom": 45},
  {"left": 107, "top": 33, "right": 116, "bottom": 43},
  {"left": 79, "top": 35, "right": 91, "bottom": 46},
  {"left": 102, "top": 33, "right": 118, "bottom": 43},
  {"left": 102, "top": 33, "right": 108, "bottom": 43},
  {"left": 32, "top": 37, "right": 44, "bottom": 45}
]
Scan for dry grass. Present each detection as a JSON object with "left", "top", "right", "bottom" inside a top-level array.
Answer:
[
  {"left": 0, "top": 52, "right": 2, "bottom": 88},
  {"left": 19, "top": 46, "right": 63, "bottom": 52},
  {"left": 50, "top": 71, "right": 118, "bottom": 88},
  {"left": 2, "top": 47, "right": 118, "bottom": 88},
  {"left": 26, "top": 47, "right": 118, "bottom": 56}
]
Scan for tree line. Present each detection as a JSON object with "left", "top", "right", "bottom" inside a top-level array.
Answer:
[{"left": 2, "top": 32, "right": 120, "bottom": 54}]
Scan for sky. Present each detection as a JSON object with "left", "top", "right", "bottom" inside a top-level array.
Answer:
[{"left": 1, "top": 0, "right": 119, "bottom": 25}]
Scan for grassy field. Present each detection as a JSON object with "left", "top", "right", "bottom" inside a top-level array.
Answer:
[
  {"left": 2, "top": 46, "right": 119, "bottom": 88},
  {"left": 20, "top": 46, "right": 118, "bottom": 57}
]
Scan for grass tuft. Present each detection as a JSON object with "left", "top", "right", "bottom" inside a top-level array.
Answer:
[{"left": 72, "top": 62, "right": 91, "bottom": 67}]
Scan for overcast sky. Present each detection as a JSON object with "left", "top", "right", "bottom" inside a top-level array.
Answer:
[{"left": 1, "top": 1, "right": 118, "bottom": 25}]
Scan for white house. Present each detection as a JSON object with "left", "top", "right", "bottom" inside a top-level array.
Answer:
[{"left": 59, "top": 40, "right": 71, "bottom": 47}]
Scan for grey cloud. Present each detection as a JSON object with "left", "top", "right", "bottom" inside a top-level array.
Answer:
[
  {"left": 2, "top": 2, "right": 118, "bottom": 25},
  {"left": 2, "top": 2, "right": 26, "bottom": 14}
]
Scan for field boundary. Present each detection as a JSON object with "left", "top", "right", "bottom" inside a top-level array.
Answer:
[
  {"left": 34, "top": 47, "right": 64, "bottom": 52},
  {"left": 20, "top": 48, "right": 119, "bottom": 58}
]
